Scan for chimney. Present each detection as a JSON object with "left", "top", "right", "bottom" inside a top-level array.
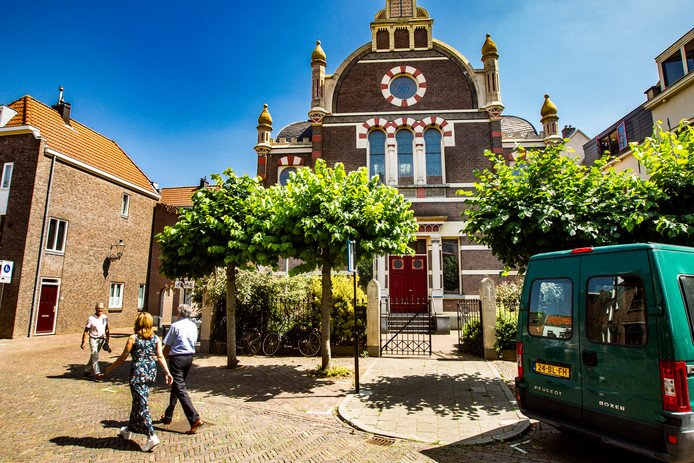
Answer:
[
  {"left": 51, "top": 86, "right": 72, "bottom": 125},
  {"left": 199, "top": 177, "right": 209, "bottom": 189},
  {"left": 562, "top": 125, "right": 575, "bottom": 139}
]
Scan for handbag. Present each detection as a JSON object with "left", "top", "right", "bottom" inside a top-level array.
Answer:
[{"left": 102, "top": 339, "right": 112, "bottom": 353}]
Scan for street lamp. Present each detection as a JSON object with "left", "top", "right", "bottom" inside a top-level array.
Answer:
[{"left": 109, "top": 239, "right": 125, "bottom": 261}]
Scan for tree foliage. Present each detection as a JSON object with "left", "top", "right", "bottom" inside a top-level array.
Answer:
[
  {"left": 463, "top": 124, "right": 694, "bottom": 273},
  {"left": 265, "top": 160, "right": 418, "bottom": 369},
  {"left": 156, "top": 170, "right": 275, "bottom": 368}
]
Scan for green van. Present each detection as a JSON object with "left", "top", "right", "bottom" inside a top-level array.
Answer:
[{"left": 515, "top": 243, "right": 694, "bottom": 462}]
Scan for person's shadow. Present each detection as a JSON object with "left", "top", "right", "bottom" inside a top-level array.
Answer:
[{"left": 49, "top": 420, "right": 142, "bottom": 452}]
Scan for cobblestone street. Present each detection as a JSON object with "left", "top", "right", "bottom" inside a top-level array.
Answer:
[{"left": 0, "top": 330, "right": 657, "bottom": 462}]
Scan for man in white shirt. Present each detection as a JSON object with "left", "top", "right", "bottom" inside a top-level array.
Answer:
[
  {"left": 161, "top": 304, "right": 203, "bottom": 434},
  {"left": 80, "top": 302, "right": 110, "bottom": 377}
]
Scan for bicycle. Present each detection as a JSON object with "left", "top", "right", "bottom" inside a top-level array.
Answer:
[
  {"left": 209, "top": 325, "right": 261, "bottom": 356},
  {"left": 262, "top": 324, "right": 321, "bottom": 357}
]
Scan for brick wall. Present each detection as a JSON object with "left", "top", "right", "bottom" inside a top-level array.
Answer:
[
  {"left": 335, "top": 51, "right": 475, "bottom": 113},
  {"left": 1, "top": 143, "right": 156, "bottom": 338},
  {"left": 30, "top": 157, "right": 156, "bottom": 334},
  {"left": 0, "top": 134, "right": 43, "bottom": 338},
  {"left": 147, "top": 203, "right": 182, "bottom": 318}
]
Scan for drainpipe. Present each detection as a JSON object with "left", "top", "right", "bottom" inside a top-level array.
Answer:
[{"left": 28, "top": 151, "right": 56, "bottom": 337}]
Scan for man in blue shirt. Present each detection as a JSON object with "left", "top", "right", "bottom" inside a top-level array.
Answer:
[{"left": 161, "top": 304, "right": 203, "bottom": 433}]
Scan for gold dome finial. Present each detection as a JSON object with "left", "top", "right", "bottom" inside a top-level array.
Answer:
[
  {"left": 257, "top": 104, "right": 273, "bottom": 127},
  {"left": 481, "top": 33, "right": 498, "bottom": 61},
  {"left": 540, "top": 94, "right": 558, "bottom": 118},
  {"left": 311, "top": 40, "right": 326, "bottom": 66}
]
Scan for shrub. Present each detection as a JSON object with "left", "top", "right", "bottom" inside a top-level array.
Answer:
[
  {"left": 461, "top": 319, "right": 483, "bottom": 357},
  {"left": 311, "top": 273, "right": 367, "bottom": 345},
  {"left": 494, "top": 311, "right": 518, "bottom": 356}
]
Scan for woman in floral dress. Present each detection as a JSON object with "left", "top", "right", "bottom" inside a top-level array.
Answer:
[{"left": 104, "top": 312, "right": 173, "bottom": 452}]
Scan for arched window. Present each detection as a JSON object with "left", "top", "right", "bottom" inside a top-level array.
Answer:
[
  {"left": 368, "top": 131, "right": 386, "bottom": 183},
  {"left": 396, "top": 130, "right": 414, "bottom": 185},
  {"left": 424, "top": 128, "right": 442, "bottom": 184}
]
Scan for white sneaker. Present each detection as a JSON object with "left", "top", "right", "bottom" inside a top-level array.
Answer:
[
  {"left": 119, "top": 426, "right": 133, "bottom": 440},
  {"left": 142, "top": 434, "right": 160, "bottom": 452}
]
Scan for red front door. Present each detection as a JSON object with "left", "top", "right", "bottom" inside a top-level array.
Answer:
[
  {"left": 389, "top": 255, "right": 428, "bottom": 313},
  {"left": 36, "top": 283, "right": 59, "bottom": 334}
]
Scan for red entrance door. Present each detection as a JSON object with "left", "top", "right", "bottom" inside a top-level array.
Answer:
[
  {"left": 389, "top": 255, "right": 428, "bottom": 313},
  {"left": 36, "top": 283, "right": 59, "bottom": 334}
]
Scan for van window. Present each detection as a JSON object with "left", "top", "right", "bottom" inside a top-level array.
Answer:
[
  {"left": 529, "top": 279, "right": 573, "bottom": 339},
  {"left": 679, "top": 275, "right": 694, "bottom": 341},
  {"left": 586, "top": 275, "right": 646, "bottom": 346}
]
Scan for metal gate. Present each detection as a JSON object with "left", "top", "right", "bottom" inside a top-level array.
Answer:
[
  {"left": 380, "top": 298, "right": 432, "bottom": 356},
  {"left": 457, "top": 299, "right": 482, "bottom": 356}
]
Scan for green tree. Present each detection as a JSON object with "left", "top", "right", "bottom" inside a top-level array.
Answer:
[
  {"left": 631, "top": 122, "right": 694, "bottom": 242},
  {"left": 156, "top": 170, "right": 274, "bottom": 368},
  {"left": 463, "top": 124, "right": 694, "bottom": 272},
  {"left": 265, "top": 160, "right": 418, "bottom": 370},
  {"left": 462, "top": 143, "right": 651, "bottom": 272}
]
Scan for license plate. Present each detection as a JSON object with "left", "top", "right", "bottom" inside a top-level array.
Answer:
[{"left": 533, "top": 362, "right": 570, "bottom": 378}]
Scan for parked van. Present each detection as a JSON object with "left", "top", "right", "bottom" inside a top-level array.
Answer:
[{"left": 515, "top": 243, "right": 694, "bottom": 462}]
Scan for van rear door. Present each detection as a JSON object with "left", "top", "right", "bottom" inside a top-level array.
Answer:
[
  {"left": 580, "top": 250, "right": 662, "bottom": 448},
  {"left": 521, "top": 255, "right": 583, "bottom": 425}
]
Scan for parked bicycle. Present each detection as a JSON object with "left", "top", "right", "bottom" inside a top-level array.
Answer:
[
  {"left": 262, "top": 323, "right": 321, "bottom": 357},
  {"left": 209, "top": 324, "right": 261, "bottom": 356}
]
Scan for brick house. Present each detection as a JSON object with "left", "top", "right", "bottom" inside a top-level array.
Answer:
[
  {"left": 145, "top": 183, "right": 206, "bottom": 327},
  {"left": 0, "top": 91, "right": 159, "bottom": 338},
  {"left": 253, "top": 0, "right": 578, "bottom": 317}
]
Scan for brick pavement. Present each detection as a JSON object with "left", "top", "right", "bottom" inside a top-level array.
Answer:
[{"left": 0, "top": 329, "right": 579, "bottom": 463}]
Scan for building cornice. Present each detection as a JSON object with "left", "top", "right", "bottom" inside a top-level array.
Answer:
[
  {"left": 644, "top": 71, "right": 694, "bottom": 111},
  {"left": 0, "top": 125, "right": 42, "bottom": 138}
]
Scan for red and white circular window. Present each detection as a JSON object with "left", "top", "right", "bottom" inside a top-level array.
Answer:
[{"left": 381, "top": 65, "right": 427, "bottom": 107}]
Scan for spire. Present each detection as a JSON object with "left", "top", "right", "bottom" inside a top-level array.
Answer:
[
  {"left": 311, "top": 41, "right": 326, "bottom": 66},
  {"left": 481, "top": 34, "right": 498, "bottom": 61},
  {"left": 540, "top": 94, "right": 558, "bottom": 118},
  {"left": 481, "top": 33, "right": 503, "bottom": 119},
  {"left": 309, "top": 41, "right": 327, "bottom": 124},
  {"left": 257, "top": 104, "right": 273, "bottom": 129},
  {"left": 541, "top": 94, "right": 560, "bottom": 144},
  {"left": 255, "top": 104, "right": 273, "bottom": 155}
]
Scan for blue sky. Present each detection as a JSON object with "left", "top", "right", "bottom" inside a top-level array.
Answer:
[{"left": 2, "top": 0, "right": 691, "bottom": 188}]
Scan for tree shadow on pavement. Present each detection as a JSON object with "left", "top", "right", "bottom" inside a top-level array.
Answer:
[
  {"left": 48, "top": 356, "right": 350, "bottom": 403},
  {"left": 357, "top": 370, "right": 513, "bottom": 420}
]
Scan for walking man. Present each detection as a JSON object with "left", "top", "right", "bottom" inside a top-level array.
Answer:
[
  {"left": 161, "top": 304, "right": 203, "bottom": 434},
  {"left": 81, "top": 302, "right": 110, "bottom": 377}
]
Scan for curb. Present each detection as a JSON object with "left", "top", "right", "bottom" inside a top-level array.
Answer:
[{"left": 337, "top": 357, "right": 531, "bottom": 445}]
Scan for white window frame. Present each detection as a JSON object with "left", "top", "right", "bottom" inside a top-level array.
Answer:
[
  {"left": 138, "top": 284, "right": 146, "bottom": 309},
  {"left": 46, "top": 218, "right": 68, "bottom": 253},
  {"left": 1, "top": 163, "right": 13, "bottom": 189},
  {"left": 121, "top": 193, "right": 130, "bottom": 218},
  {"left": 109, "top": 282, "right": 124, "bottom": 309}
]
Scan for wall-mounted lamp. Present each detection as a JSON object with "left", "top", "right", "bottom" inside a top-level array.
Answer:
[{"left": 109, "top": 239, "right": 125, "bottom": 261}]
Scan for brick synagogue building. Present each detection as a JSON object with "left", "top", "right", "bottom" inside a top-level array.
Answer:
[{"left": 252, "top": 0, "right": 576, "bottom": 317}]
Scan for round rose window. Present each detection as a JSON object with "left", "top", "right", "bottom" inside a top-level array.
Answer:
[{"left": 390, "top": 76, "right": 417, "bottom": 100}]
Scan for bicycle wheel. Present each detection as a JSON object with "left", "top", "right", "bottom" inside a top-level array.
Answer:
[
  {"left": 239, "top": 331, "right": 259, "bottom": 356},
  {"left": 246, "top": 334, "right": 261, "bottom": 356},
  {"left": 210, "top": 340, "right": 226, "bottom": 355},
  {"left": 262, "top": 332, "right": 281, "bottom": 356},
  {"left": 298, "top": 331, "right": 321, "bottom": 357}
]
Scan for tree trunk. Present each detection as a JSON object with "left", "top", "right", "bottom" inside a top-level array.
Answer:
[
  {"left": 226, "top": 262, "right": 239, "bottom": 369},
  {"left": 321, "top": 261, "right": 332, "bottom": 371}
]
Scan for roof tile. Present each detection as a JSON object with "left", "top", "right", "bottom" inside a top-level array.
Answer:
[{"left": 4, "top": 95, "right": 157, "bottom": 195}]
